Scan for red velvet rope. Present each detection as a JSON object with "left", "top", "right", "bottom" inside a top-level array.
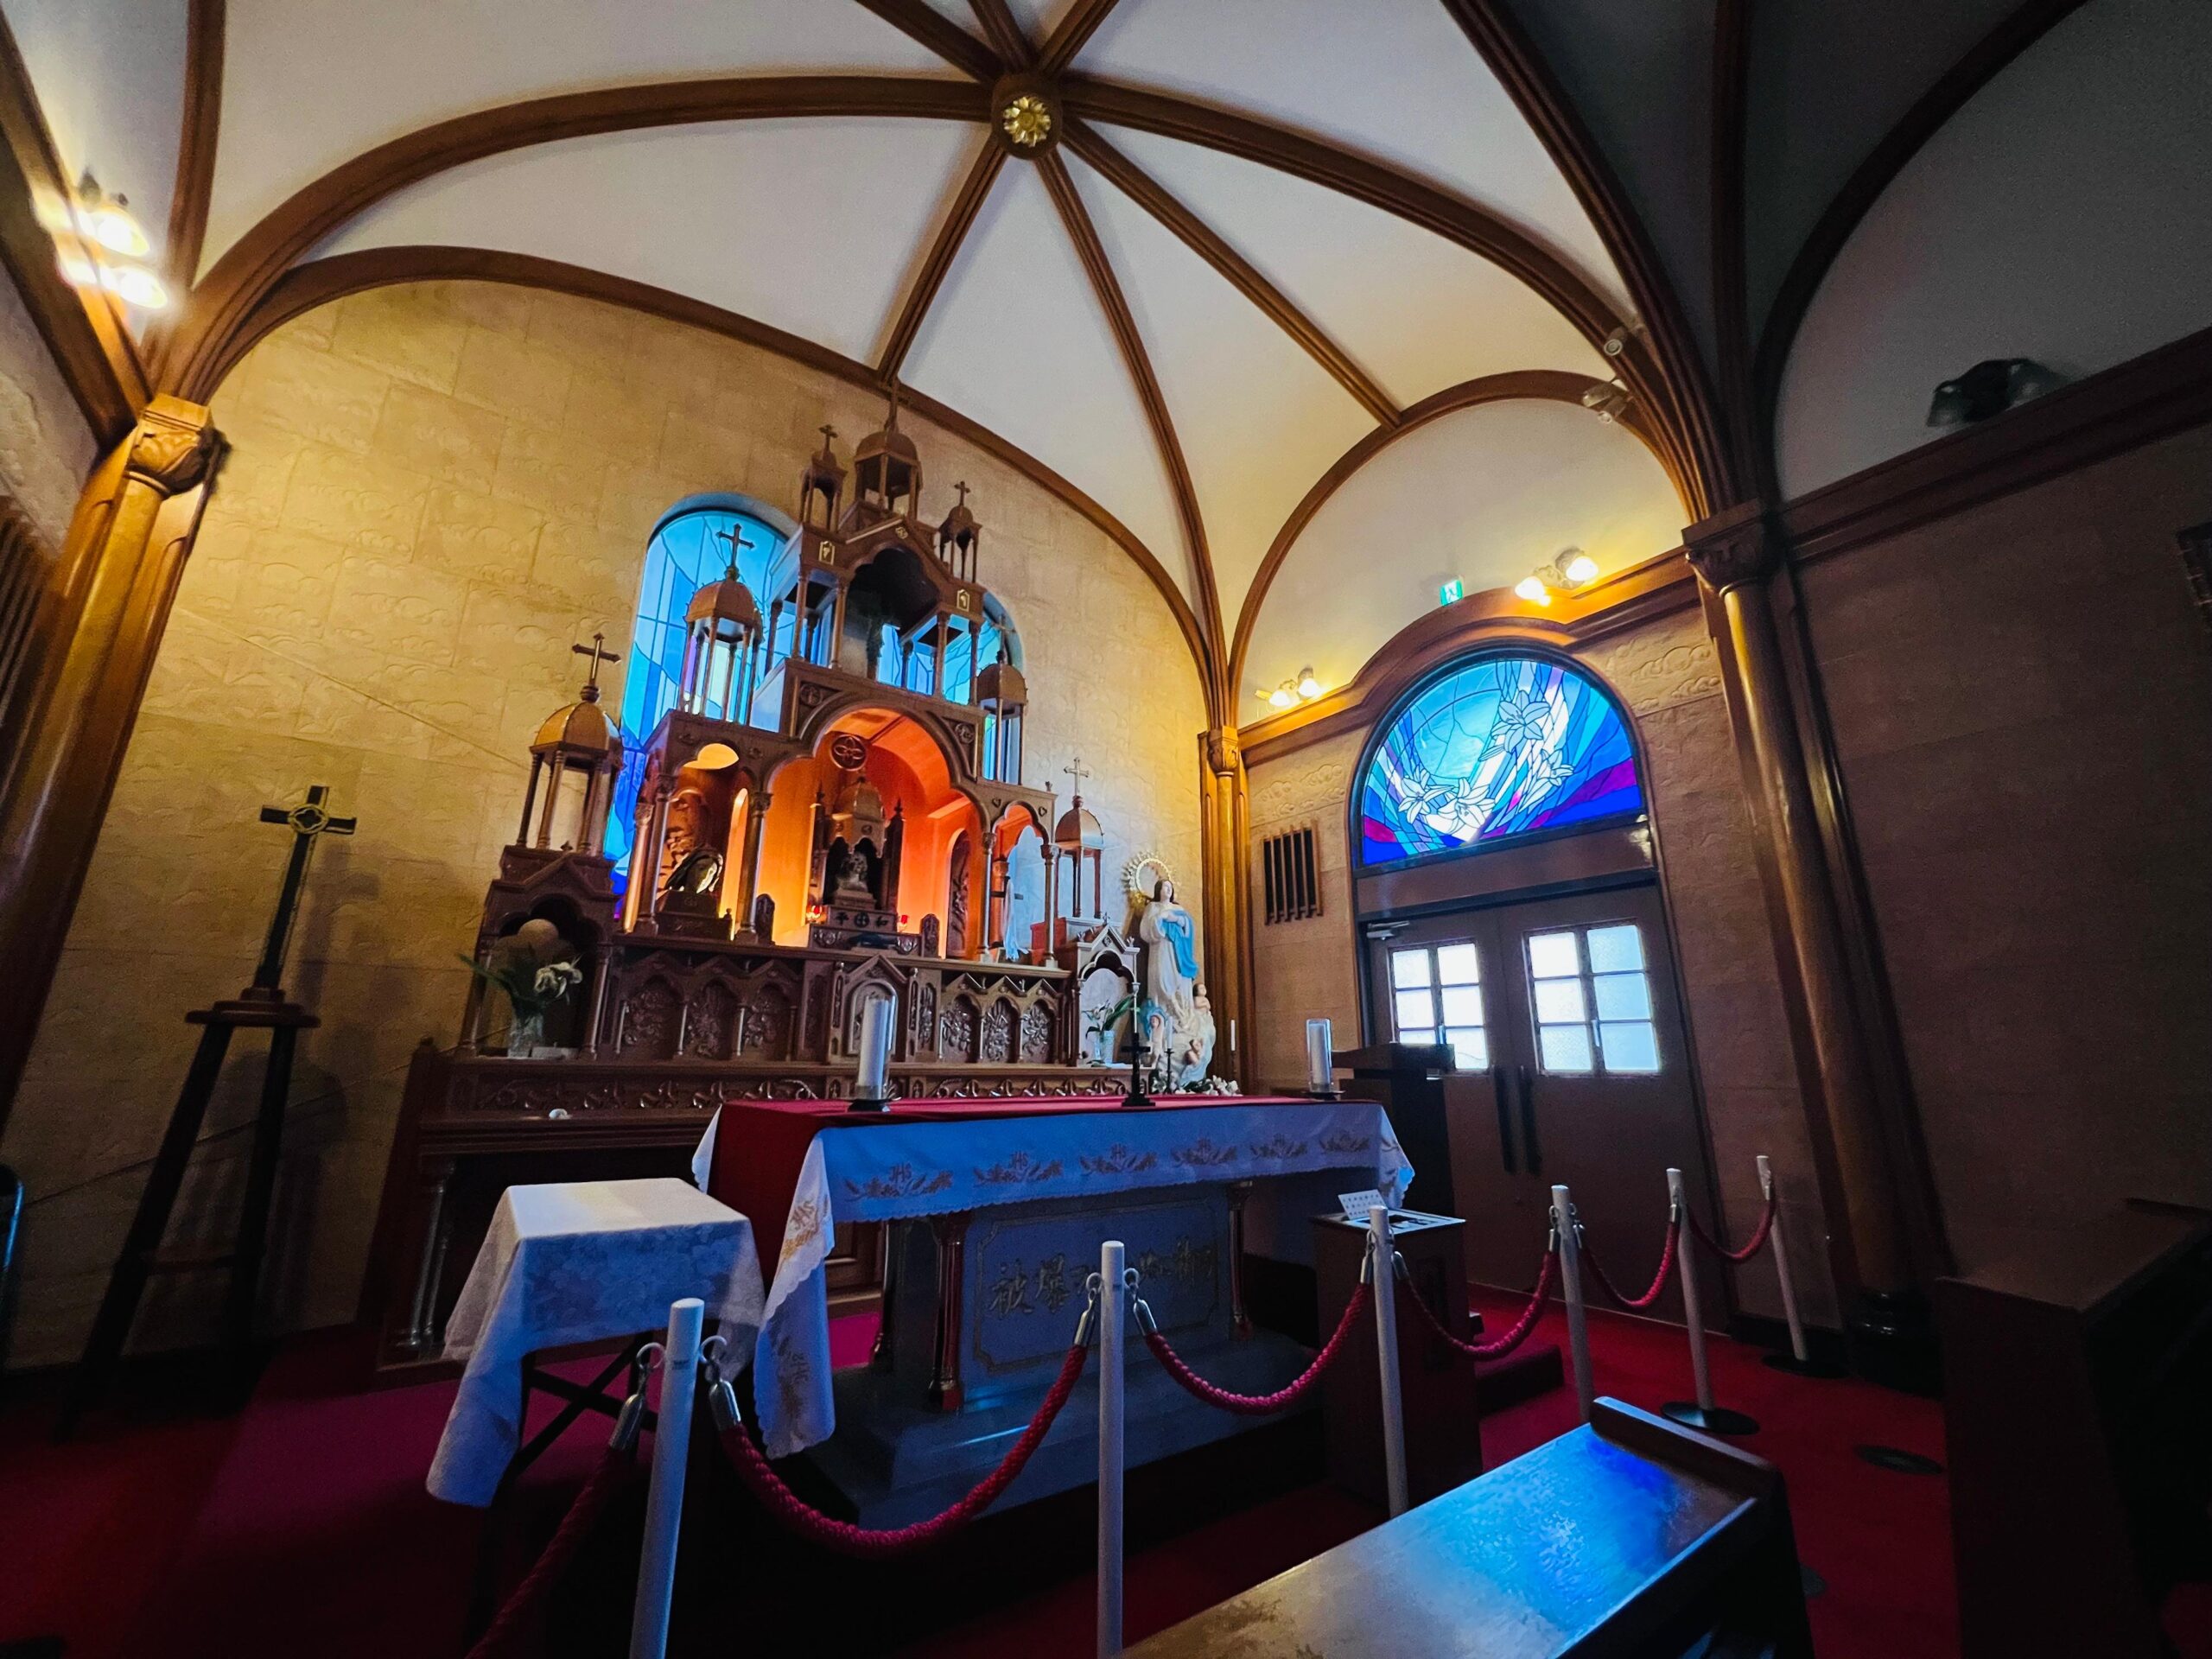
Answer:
[
  {"left": 715, "top": 1338, "right": 1090, "bottom": 1557},
  {"left": 1687, "top": 1193, "right": 1778, "bottom": 1263},
  {"left": 1397, "top": 1247, "right": 1557, "bottom": 1360},
  {"left": 467, "top": 1448, "right": 639, "bottom": 1659},
  {"left": 1578, "top": 1218, "right": 1680, "bottom": 1310},
  {"left": 1141, "top": 1279, "right": 1372, "bottom": 1414}
]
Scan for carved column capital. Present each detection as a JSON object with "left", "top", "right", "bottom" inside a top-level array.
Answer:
[
  {"left": 124, "top": 394, "right": 222, "bottom": 495},
  {"left": 1683, "top": 499, "right": 1780, "bottom": 593},
  {"left": 1205, "top": 722, "right": 1242, "bottom": 776}
]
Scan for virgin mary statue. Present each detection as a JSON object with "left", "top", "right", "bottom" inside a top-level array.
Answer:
[{"left": 1137, "top": 878, "right": 1204, "bottom": 1082}]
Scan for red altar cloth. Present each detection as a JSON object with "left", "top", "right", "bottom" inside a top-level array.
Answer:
[{"left": 706, "top": 1094, "right": 1306, "bottom": 1291}]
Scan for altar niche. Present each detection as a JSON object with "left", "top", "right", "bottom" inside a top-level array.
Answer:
[{"left": 367, "top": 402, "right": 1131, "bottom": 1374}]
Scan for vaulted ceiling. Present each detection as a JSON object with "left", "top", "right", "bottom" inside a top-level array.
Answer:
[{"left": 14, "top": 0, "right": 2197, "bottom": 730}]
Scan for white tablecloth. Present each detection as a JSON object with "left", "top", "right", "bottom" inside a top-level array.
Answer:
[
  {"left": 743, "top": 1099, "right": 1412, "bottom": 1458},
  {"left": 428, "top": 1178, "right": 764, "bottom": 1506}
]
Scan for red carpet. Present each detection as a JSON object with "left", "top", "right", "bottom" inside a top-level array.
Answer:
[{"left": 4, "top": 1294, "right": 1955, "bottom": 1658}]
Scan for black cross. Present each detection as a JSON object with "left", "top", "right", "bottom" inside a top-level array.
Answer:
[
  {"left": 251, "top": 785, "right": 356, "bottom": 992},
  {"left": 573, "top": 632, "right": 619, "bottom": 690},
  {"left": 713, "top": 522, "right": 755, "bottom": 577}
]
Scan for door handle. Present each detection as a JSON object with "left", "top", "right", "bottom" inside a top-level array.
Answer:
[
  {"left": 1491, "top": 1066, "right": 1517, "bottom": 1175},
  {"left": 1517, "top": 1064, "right": 1541, "bottom": 1176}
]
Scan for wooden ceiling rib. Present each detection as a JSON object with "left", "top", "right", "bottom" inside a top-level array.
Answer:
[
  {"left": 165, "top": 73, "right": 991, "bottom": 402},
  {"left": 877, "top": 137, "right": 1007, "bottom": 382},
  {"left": 853, "top": 0, "right": 1001, "bottom": 80},
  {"left": 966, "top": 0, "right": 1033, "bottom": 68},
  {"left": 1067, "top": 119, "right": 1399, "bottom": 429},
  {"left": 1038, "top": 149, "right": 1225, "bottom": 696},
  {"left": 1040, "top": 0, "right": 1123, "bottom": 76}
]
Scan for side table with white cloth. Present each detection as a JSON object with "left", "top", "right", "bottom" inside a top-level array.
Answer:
[{"left": 428, "top": 1177, "right": 765, "bottom": 1509}]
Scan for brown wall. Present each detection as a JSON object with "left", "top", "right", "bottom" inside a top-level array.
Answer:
[
  {"left": 1245, "top": 608, "right": 1838, "bottom": 1326},
  {"left": 1798, "top": 421, "right": 2212, "bottom": 1273},
  {"left": 0, "top": 280, "right": 1206, "bottom": 1368}
]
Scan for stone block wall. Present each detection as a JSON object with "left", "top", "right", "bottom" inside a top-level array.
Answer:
[{"left": 1, "top": 280, "right": 1206, "bottom": 1366}]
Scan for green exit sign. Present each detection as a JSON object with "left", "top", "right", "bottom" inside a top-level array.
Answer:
[{"left": 1439, "top": 577, "right": 1464, "bottom": 606}]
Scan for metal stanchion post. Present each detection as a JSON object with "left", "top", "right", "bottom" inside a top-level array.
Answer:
[
  {"left": 1369, "top": 1205, "right": 1409, "bottom": 1516},
  {"left": 1097, "top": 1240, "right": 1125, "bottom": 1659},
  {"left": 1552, "top": 1184, "right": 1593, "bottom": 1422},
  {"left": 1662, "top": 1169, "right": 1760, "bottom": 1436},
  {"left": 1758, "top": 1153, "right": 1846, "bottom": 1377},
  {"left": 630, "top": 1297, "right": 703, "bottom": 1659}
]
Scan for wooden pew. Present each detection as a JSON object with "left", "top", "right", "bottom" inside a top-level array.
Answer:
[
  {"left": 1123, "top": 1398, "right": 1813, "bottom": 1658},
  {"left": 1936, "top": 1205, "right": 2212, "bottom": 1659}
]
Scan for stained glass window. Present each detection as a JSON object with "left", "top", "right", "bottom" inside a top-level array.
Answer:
[
  {"left": 1357, "top": 654, "right": 1643, "bottom": 865},
  {"left": 606, "top": 505, "right": 785, "bottom": 885}
]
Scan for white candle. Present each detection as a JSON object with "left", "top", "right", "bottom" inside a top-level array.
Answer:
[
  {"left": 856, "top": 998, "right": 894, "bottom": 1100},
  {"left": 1305, "top": 1018, "right": 1333, "bottom": 1093}
]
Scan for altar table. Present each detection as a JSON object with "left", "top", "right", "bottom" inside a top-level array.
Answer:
[
  {"left": 704, "top": 1095, "right": 1412, "bottom": 1460},
  {"left": 429, "top": 1177, "right": 764, "bottom": 1505}
]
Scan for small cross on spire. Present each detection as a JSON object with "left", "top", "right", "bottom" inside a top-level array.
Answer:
[
  {"left": 953, "top": 480, "right": 970, "bottom": 508},
  {"left": 1064, "top": 755, "right": 1091, "bottom": 798},
  {"left": 713, "top": 521, "right": 755, "bottom": 577},
  {"left": 573, "top": 632, "right": 619, "bottom": 697}
]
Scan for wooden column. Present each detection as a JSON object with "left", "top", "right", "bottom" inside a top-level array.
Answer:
[
  {"left": 0, "top": 396, "right": 222, "bottom": 1128},
  {"left": 1686, "top": 502, "right": 1937, "bottom": 1379},
  {"left": 1198, "top": 726, "right": 1256, "bottom": 1090}
]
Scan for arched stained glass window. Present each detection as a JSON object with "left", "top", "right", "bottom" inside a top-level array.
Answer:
[
  {"left": 606, "top": 502, "right": 786, "bottom": 884},
  {"left": 1357, "top": 654, "right": 1643, "bottom": 866}
]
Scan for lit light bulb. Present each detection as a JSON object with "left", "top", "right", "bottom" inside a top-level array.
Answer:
[
  {"left": 1560, "top": 551, "right": 1599, "bottom": 588},
  {"left": 98, "top": 263, "right": 168, "bottom": 309},
  {"left": 1514, "top": 575, "right": 1552, "bottom": 605},
  {"left": 1296, "top": 668, "right": 1321, "bottom": 701},
  {"left": 55, "top": 243, "right": 99, "bottom": 287},
  {"left": 1266, "top": 684, "right": 1294, "bottom": 710},
  {"left": 79, "top": 197, "right": 148, "bottom": 257}
]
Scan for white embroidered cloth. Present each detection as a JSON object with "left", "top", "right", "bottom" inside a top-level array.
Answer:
[
  {"left": 428, "top": 1178, "right": 765, "bottom": 1506},
  {"left": 744, "top": 1099, "right": 1411, "bottom": 1458}
]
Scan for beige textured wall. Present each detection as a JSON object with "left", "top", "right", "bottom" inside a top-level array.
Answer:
[
  {"left": 1800, "top": 421, "right": 2212, "bottom": 1274},
  {"left": 0, "top": 264, "right": 96, "bottom": 544},
  {"left": 1244, "top": 610, "right": 1836, "bottom": 1326},
  {"left": 2, "top": 280, "right": 1206, "bottom": 1366}
]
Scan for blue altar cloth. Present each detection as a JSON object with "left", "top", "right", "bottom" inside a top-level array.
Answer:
[{"left": 744, "top": 1096, "right": 1412, "bottom": 1457}]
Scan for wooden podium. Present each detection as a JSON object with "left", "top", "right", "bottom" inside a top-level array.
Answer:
[{"left": 56, "top": 788, "right": 353, "bottom": 1434}]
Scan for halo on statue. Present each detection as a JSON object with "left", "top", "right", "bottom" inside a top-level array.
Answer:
[{"left": 1121, "top": 851, "right": 1173, "bottom": 903}]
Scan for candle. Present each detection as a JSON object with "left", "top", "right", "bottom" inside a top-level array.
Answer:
[
  {"left": 1305, "top": 1018, "right": 1334, "bottom": 1095},
  {"left": 855, "top": 997, "right": 894, "bottom": 1104}
]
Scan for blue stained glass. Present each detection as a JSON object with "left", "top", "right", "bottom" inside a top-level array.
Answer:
[{"left": 1357, "top": 655, "right": 1643, "bottom": 866}]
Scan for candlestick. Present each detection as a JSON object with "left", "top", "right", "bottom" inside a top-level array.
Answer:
[
  {"left": 849, "top": 997, "right": 894, "bottom": 1111},
  {"left": 1305, "top": 1017, "right": 1339, "bottom": 1098}
]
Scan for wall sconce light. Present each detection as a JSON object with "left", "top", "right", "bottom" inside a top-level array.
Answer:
[
  {"left": 1256, "top": 667, "right": 1325, "bottom": 710},
  {"left": 1516, "top": 548, "right": 1600, "bottom": 607},
  {"left": 51, "top": 172, "right": 168, "bottom": 311},
  {"left": 1927, "top": 359, "right": 2061, "bottom": 427},
  {"left": 1580, "top": 378, "right": 1630, "bottom": 423}
]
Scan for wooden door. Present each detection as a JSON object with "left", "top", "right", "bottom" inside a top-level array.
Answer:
[
  {"left": 1367, "top": 882, "right": 1721, "bottom": 1325},
  {"left": 1363, "top": 914, "right": 1544, "bottom": 1289}
]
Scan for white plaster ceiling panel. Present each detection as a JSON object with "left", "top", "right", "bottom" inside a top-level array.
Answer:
[
  {"left": 901, "top": 166, "right": 1198, "bottom": 606},
  {"left": 1098, "top": 129, "right": 1611, "bottom": 407},
  {"left": 1243, "top": 400, "right": 1681, "bottom": 708},
  {"left": 1070, "top": 151, "right": 1372, "bottom": 635},
  {"left": 3, "top": 0, "right": 188, "bottom": 266},
  {"left": 1004, "top": 0, "right": 1086, "bottom": 43},
  {"left": 317, "top": 120, "right": 976, "bottom": 365},
  {"left": 1777, "top": 0, "right": 2212, "bottom": 496},
  {"left": 1484, "top": 0, "right": 1717, "bottom": 364},
  {"left": 1745, "top": 0, "right": 2023, "bottom": 331},
  {"left": 1077, "top": 0, "right": 1629, "bottom": 314},
  {"left": 207, "top": 0, "right": 957, "bottom": 272}
]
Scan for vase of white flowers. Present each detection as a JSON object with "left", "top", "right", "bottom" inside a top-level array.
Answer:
[{"left": 464, "top": 918, "right": 586, "bottom": 1058}]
